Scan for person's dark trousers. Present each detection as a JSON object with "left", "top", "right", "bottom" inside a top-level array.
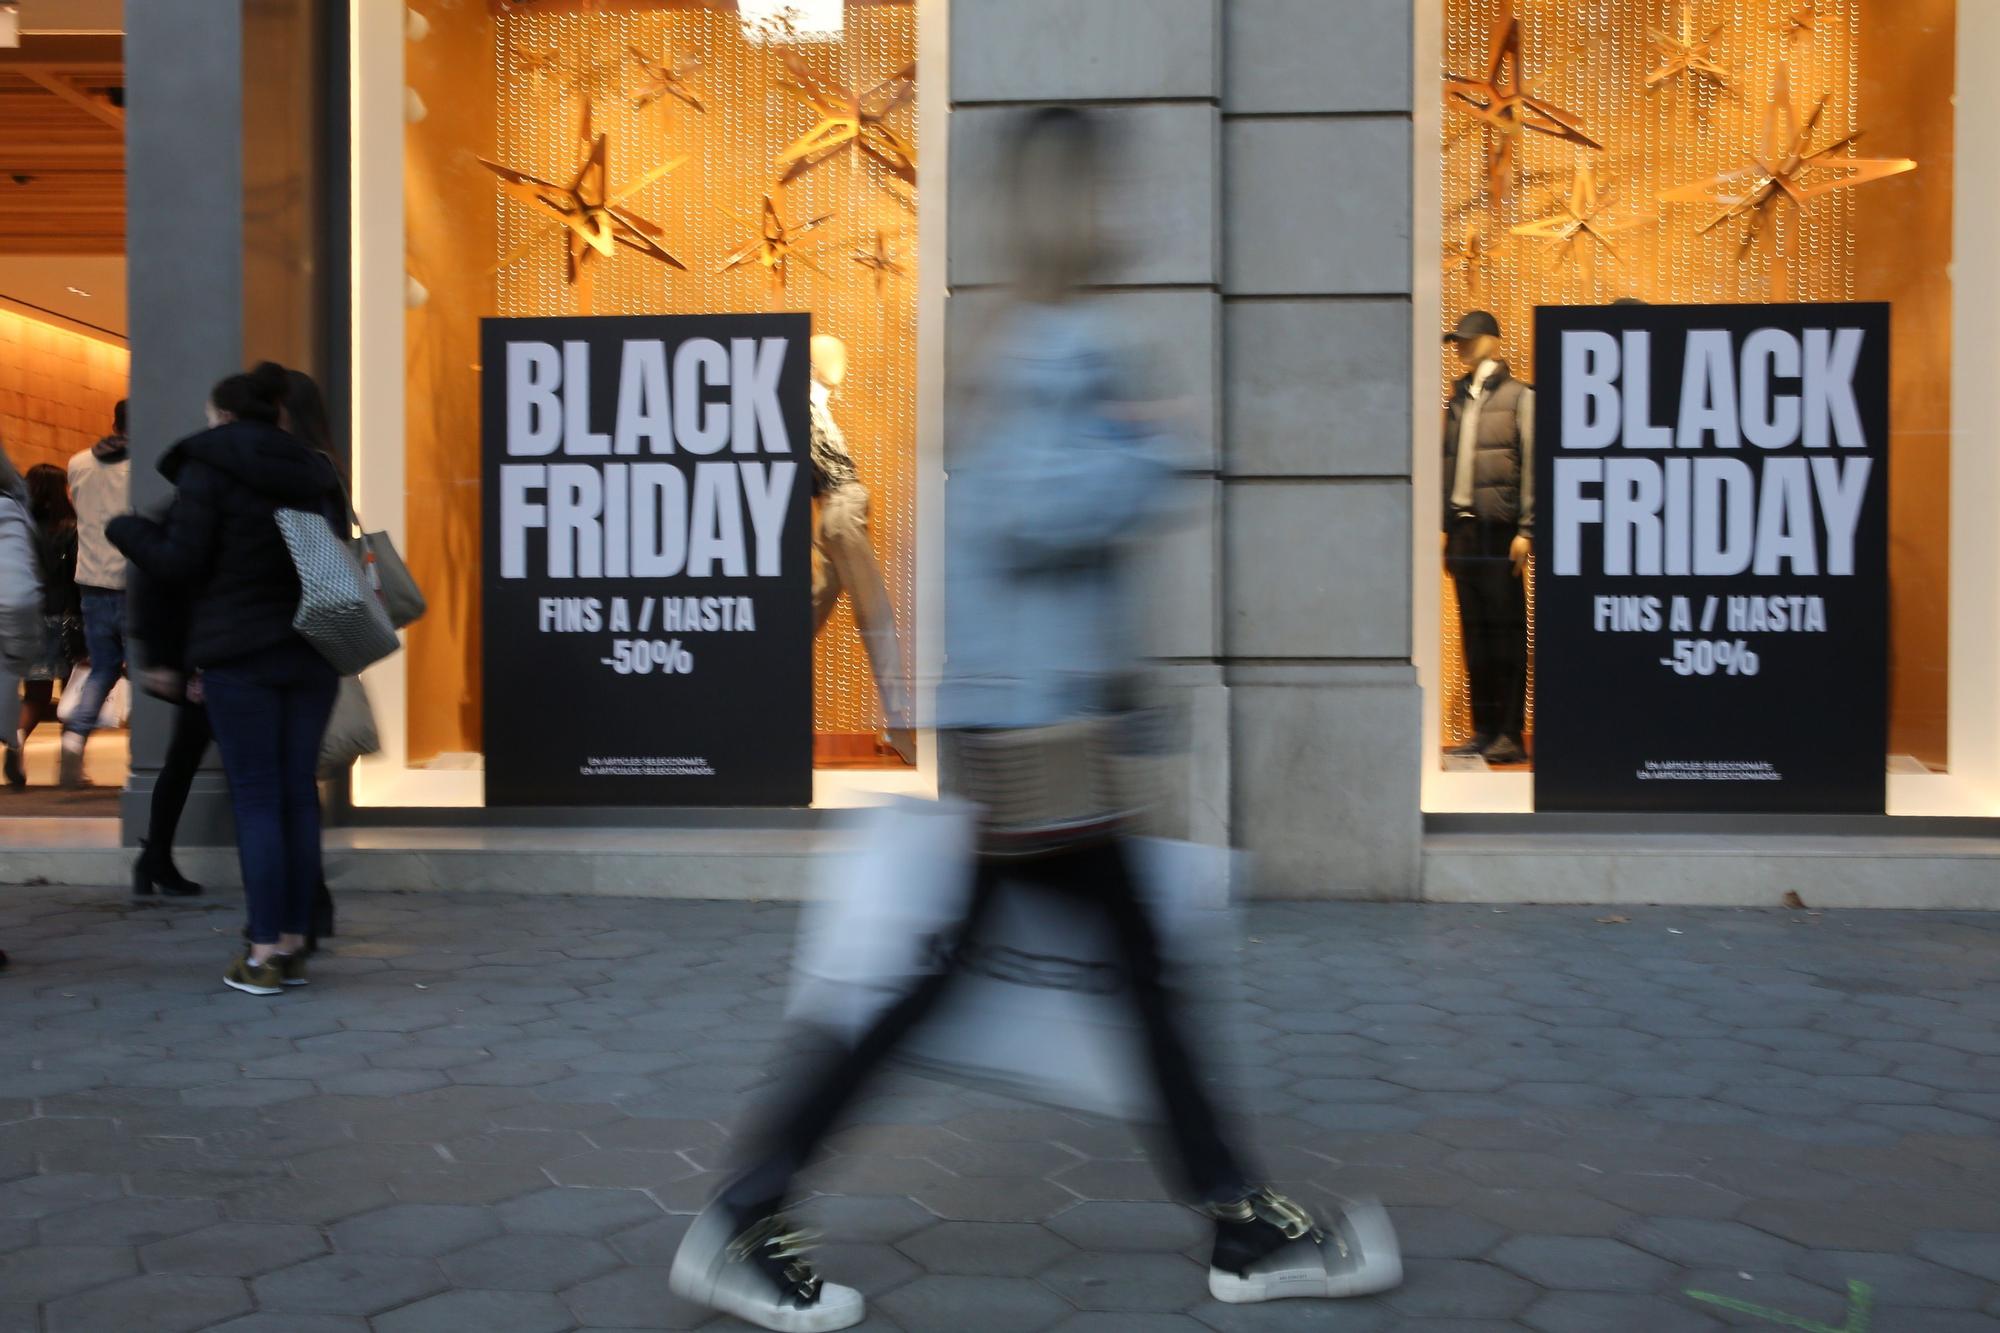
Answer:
[
  {"left": 64, "top": 589, "right": 126, "bottom": 735},
  {"left": 147, "top": 701, "right": 213, "bottom": 855},
  {"left": 1446, "top": 517, "right": 1527, "bottom": 745},
  {"left": 201, "top": 639, "right": 338, "bottom": 947},
  {"left": 724, "top": 837, "right": 1252, "bottom": 1216}
]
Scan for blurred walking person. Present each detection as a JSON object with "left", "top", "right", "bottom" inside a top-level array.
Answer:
[
  {"left": 10, "top": 464, "right": 81, "bottom": 786},
  {"left": 109, "top": 364, "right": 343, "bottom": 995},
  {"left": 61, "top": 399, "right": 132, "bottom": 787},
  {"left": 668, "top": 107, "right": 1401, "bottom": 1333}
]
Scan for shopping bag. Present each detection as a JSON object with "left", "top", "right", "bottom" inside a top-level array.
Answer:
[
  {"left": 789, "top": 797, "right": 981, "bottom": 1039},
  {"left": 894, "top": 837, "right": 1241, "bottom": 1120},
  {"left": 55, "top": 665, "right": 129, "bottom": 730},
  {"left": 353, "top": 528, "right": 426, "bottom": 629},
  {"left": 319, "top": 675, "right": 381, "bottom": 774},
  {"left": 791, "top": 814, "right": 1242, "bottom": 1122},
  {"left": 275, "top": 508, "right": 400, "bottom": 676}
]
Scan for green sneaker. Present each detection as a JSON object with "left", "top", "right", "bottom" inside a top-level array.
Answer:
[
  {"left": 224, "top": 953, "right": 284, "bottom": 996},
  {"left": 273, "top": 952, "right": 309, "bottom": 987}
]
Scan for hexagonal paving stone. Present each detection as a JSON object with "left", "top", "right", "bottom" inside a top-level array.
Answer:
[
  {"left": 1384, "top": 1259, "right": 1539, "bottom": 1320},
  {"left": 1584, "top": 1173, "right": 1746, "bottom": 1220},
  {"left": 1522, "top": 1291, "right": 1725, "bottom": 1333},
  {"left": 44, "top": 1274, "right": 253, "bottom": 1333},
  {"left": 1041, "top": 1250, "right": 1211, "bottom": 1312},
  {"left": 913, "top": 1173, "right": 1079, "bottom": 1223},
  {"left": 560, "top": 1266, "right": 711, "bottom": 1329},
  {"left": 495, "top": 1186, "right": 665, "bottom": 1236},
  {"left": 878, "top": 1274, "right": 1075, "bottom": 1333},
  {"left": 206, "top": 1317, "right": 369, "bottom": 1333},
  {"left": 546, "top": 1149, "right": 700, "bottom": 1190},
  {"left": 328, "top": 1203, "right": 500, "bottom": 1257},
  {"left": 1793, "top": 1250, "right": 1993, "bottom": 1309},
  {"left": 1390, "top": 1206, "right": 1507, "bottom": 1260},
  {"left": 1491, "top": 1235, "right": 1677, "bottom": 1293},
  {"left": 1045, "top": 1201, "right": 1210, "bottom": 1254},
  {"left": 374, "top": 1289, "right": 575, "bottom": 1333},
  {"left": 1621, "top": 1216, "right": 1806, "bottom": 1271},
  {"left": 36, "top": 1195, "right": 219, "bottom": 1247},
  {"left": 895, "top": 1220, "right": 1076, "bottom": 1277},
  {"left": 792, "top": 1193, "right": 941, "bottom": 1243},
  {"left": 1052, "top": 1159, "right": 1174, "bottom": 1204},
  {"left": 252, "top": 1254, "right": 448, "bottom": 1315},
  {"left": 440, "top": 1233, "right": 621, "bottom": 1291},
  {"left": 1461, "top": 1189, "right": 1634, "bottom": 1237},
  {"left": 1913, "top": 1231, "right": 2000, "bottom": 1284},
  {"left": 138, "top": 1221, "right": 326, "bottom": 1277},
  {"left": 0, "top": 1244, "right": 137, "bottom": 1303}
]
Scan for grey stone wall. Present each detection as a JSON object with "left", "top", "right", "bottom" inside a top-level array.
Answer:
[{"left": 948, "top": 0, "right": 1421, "bottom": 896}]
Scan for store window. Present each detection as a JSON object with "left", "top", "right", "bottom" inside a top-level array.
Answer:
[
  {"left": 1417, "top": 0, "right": 1999, "bottom": 816},
  {"left": 354, "top": 1, "right": 927, "bottom": 808}
]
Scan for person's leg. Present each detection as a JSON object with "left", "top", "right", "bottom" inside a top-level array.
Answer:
[
  {"left": 276, "top": 662, "right": 338, "bottom": 948},
  {"left": 19, "top": 679, "right": 54, "bottom": 741},
  {"left": 201, "top": 667, "right": 289, "bottom": 956},
  {"left": 1446, "top": 531, "right": 1495, "bottom": 744},
  {"left": 819, "top": 484, "right": 910, "bottom": 731},
  {"left": 1037, "top": 839, "right": 1252, "bottom": 1204},
  {"left": 725, "top": 864, "right": 1000, "bottom": 1214},
  {"left": 810, "top": 503, "right": 845, "bottom": 634},
  {"left": 146, "top": 703, "right": 213, "bottom": 863},
  {"left": 61, "top": 591, "right": 125, "bottom": 783}
]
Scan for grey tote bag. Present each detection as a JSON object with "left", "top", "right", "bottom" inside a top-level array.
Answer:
[{"left": 275, "top": 507, "right": 401, "bottom": 676}]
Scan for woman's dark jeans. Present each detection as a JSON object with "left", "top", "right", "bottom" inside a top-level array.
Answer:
[{"left": 202, "top": 638, "right": 338, "bottom": 946}]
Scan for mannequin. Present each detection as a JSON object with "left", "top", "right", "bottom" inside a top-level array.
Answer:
[
  {"left": 1440, "top": 310, "right": 1534, "bottom": 766},
  {"left": 808, "top": 334, "right": 914, "bottom": 764}
]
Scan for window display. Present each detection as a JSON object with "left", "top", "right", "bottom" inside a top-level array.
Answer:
[
  {"left": 1434, "top": 0, "right": 1951, "bottom": 778},
  {"left": 394, "top": 0, "right": 919, "bottom": 799}
]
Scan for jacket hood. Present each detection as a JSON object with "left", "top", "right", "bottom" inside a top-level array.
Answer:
[
  {"left": 92, "top": 434, "right": 129, "bottom": 464},
  {"left": 161, "top": 421, "right": 340, "bottom": 505}
]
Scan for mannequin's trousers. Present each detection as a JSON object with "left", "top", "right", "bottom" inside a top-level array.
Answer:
[
  {"left": 1447, "top": 517, "right": 1527, "bottom": 745},
  {"left": 813, "top": 482, "right": 909, "bottom": 729},
  {"left": 725, "top": 838, "right": 1252, "bottom": 1215}
]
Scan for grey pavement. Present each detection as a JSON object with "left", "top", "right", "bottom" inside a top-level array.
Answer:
[{"left": 0, "top": 885, "right": 1996, "bottom": 1332}]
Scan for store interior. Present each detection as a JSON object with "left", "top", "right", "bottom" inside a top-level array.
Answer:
[
  {"left": 1434, "top": 0, "right": 1953, "bottom": 776},
  {"left": 402, "top": 0, "right": 919, "bottom": 780},
  {"left": 0, "top": 1, "right": 129, "bottom": 810}
]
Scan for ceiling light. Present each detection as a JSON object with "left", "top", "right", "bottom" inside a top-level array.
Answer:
[
  {"left": 65, "top": 286, "right": 91, "bottom": 297},
  {"left": 740, "top": 0, "right": 842, "bottom": 43}
]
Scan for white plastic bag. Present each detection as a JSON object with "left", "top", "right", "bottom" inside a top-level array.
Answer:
[
  {"left": 790, "top": 807, "right": 1241, "bottom": 1120},
  {"left": 55, "top": 664, "right": 128, "bottom": 730}
]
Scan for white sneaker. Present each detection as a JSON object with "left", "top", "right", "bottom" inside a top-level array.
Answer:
[
  {"left": 668, "top": 1198, "right": 864, "bottom": 1332},
  {"left": 1206, "top": 1191, "right": 1403, "bottom": 1304}
]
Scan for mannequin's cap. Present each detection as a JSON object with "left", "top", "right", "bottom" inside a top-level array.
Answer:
[{"left": 1444, "top": 310, "right": 1502, "bottom": 344}]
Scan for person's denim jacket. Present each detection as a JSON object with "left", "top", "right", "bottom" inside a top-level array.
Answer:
[{"left": 937, "top": 303, "right": 1186, "bottom": 730}]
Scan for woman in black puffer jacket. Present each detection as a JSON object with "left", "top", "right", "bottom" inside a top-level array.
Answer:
[{"left": 109, "top": 363, "right": 345, "bottom": 996}]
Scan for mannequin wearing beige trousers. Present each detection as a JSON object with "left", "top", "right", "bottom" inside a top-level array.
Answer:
[{"left": 809, "top": 335, "right": 914, "bottom": 764}]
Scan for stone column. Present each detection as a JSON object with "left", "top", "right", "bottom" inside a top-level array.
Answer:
[
  {"left": 1220, "top": 0, "right": 1422, "bottom": 896},
  {"left": 946, "top": 0, "right": 1230, "bottom": 846},
  {"left": 119, "top": 0, "right": 249, "bottom": 845}
]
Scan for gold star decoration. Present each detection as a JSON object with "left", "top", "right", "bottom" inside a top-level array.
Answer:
[
  {"left": 720, "top": 194, "right": 833, "bottom": 291},
  {"left": 1660, "top": 57, "right": 1914, "bottom": 287},
  {"left": 852, "top": 229, "right": 908, "bottom": 293},
  {"left": 1772, "top": 1, "right": 1820, "bottom": 43},
  {"left": 1512, "top": 161, "right": 1651, "bottom": 271},
  {"left": 1442, "top": 219, "right": 1491, "bottom": 298},
  {"left": 1443, "top": 0, "right": 1601, "bottom": 199},
  {"left": 480, "top": 98, "right": 687, "bottom": 288},
  {"left": 776, "top": 55, "right": 917, "bottom": 186},
  {"left": 628, "top": 46, "right": 703, "bottom": 114},
  {"left": 1646, "top": 5, "right": 1729, "bottom": 91}
]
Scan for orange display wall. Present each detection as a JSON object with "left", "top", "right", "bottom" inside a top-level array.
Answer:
[
  {"left": 404, "top": 1, "right": 917, "bottom": 769},
  {"left": 0, "top": 306, "right": 127, "bottom": 476},
  {"left": 1436, "top": 0, "right": 1953, "bottom": 770}
]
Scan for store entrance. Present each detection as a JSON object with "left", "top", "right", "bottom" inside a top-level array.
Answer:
[{"left": 0, "top": 5, "right": 129, "bottom": 816}]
